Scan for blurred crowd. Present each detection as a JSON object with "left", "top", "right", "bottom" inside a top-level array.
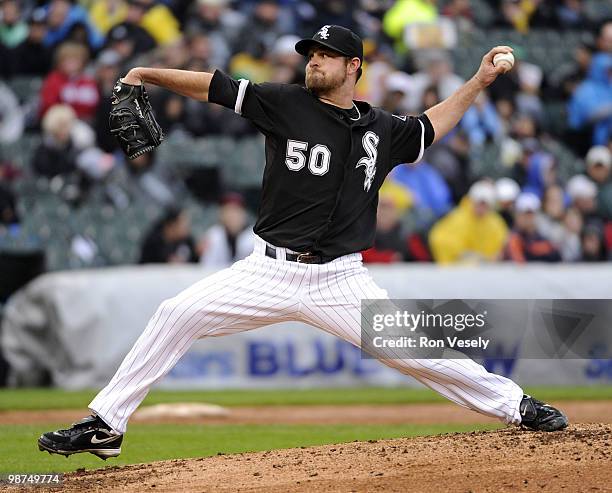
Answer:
[{"left": 1, "top": 0, "right": 612, "bottom": 274}]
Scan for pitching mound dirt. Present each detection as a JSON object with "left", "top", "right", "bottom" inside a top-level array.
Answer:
[{"left": 15, "top": 423, "right": 612, "bottom": 493}]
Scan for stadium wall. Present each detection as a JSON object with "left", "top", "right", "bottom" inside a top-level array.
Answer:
[{"left": 2, "top": 264, "right": 611, "bottom": 389}]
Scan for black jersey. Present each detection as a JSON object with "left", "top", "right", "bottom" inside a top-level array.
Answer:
[{"left": 208, "top": 69, "right": 435, "bottom": 258}]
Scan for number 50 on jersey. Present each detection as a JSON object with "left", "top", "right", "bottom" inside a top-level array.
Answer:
[{"left": 285, "top": 140, "right": 332, "bottom": 176}]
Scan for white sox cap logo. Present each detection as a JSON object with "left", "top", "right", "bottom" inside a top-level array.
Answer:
[
  {"left": 317, "top": 25, "right": 331, "bottom": 39},
  {"left": 356, "top": 131, "right": 379, "bottom": 192}
]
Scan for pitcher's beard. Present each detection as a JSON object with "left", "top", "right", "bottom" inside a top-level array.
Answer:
[{"left": 306, "top": 69, "right": 347, "bottom": 95}]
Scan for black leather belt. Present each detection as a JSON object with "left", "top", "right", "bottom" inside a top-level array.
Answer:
[{"left": 265, "top": 244, "right": 337, "bottom": 264}]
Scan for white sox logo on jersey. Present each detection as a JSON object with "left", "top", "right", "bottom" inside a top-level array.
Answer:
[
  {"left": 356, "top": 131, "right": 379, "bottom": 192},
  {"left": 317, "top": 25, "right": 331, "bottom": 39}
]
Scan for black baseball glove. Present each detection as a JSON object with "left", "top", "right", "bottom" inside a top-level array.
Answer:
[{"left": 109, "top": 79, "right": 164, "bottom": 159}]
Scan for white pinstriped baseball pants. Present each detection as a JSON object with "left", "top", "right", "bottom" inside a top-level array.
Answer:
[{"left": 89, "top": 235, "right": 524, "bottom": 433}]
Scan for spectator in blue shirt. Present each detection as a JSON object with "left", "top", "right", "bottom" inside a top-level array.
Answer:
[
  {"left": 568, "top": 53, "right": 612, "bottom": 147},
  {"left": 43, "top": 0, "right": 104, "bottom": 51},
  {"left": 461, "top": 91, "right": 503, "bottom": 148},
  {"left": 391, "top": 161, "right": 453, "bottom": 227}
]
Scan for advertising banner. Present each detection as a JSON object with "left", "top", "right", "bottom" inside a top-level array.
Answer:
[{"left": 2, "top": 264, "right": 611, "bottom": 389}]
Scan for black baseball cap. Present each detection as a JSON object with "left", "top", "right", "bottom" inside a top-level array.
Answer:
[{"left": 295, "top": 25, "right": 363, "bottom": 65}]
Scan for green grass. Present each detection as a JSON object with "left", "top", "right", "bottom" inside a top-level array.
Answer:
[
  {"left": 0, "top": 386, "right": 610, "bottom": 411},
  {"left": 1, "top": 386, "right": 609, "bottom": 474},
  {"left": 1, "top": 422, "right": 500, "bottom": 474}
]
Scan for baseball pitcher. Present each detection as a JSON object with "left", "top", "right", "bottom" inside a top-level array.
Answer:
[{"left": 38, "top": 25, "right": 567, "bottom": 460}]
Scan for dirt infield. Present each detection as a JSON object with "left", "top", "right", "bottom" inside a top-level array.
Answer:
[
  {"left": 0, "top": 400, "right": 610, "bottom": 426},
  {"left": 10, "top": 423, "right": 612, "bottom": 493},
  {"left": 3, "top": 402, "right": 612, "bottom": 492}
]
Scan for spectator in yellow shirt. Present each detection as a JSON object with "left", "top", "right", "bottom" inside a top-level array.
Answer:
[
  {"left": 89, "top": 0, "right": 128, "bottom": 34},
  {"left": 90, "top": 0, "right": 181, "bottom": 46},
  {"left": 429, "top": 180, "right": 508, "bottom": 264}
]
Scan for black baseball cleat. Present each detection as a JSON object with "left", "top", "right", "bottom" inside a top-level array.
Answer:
[
  {"left": 38, "top": 414, "right": 123, "bottom": 460},
  {"left": 519, "top": 395, "right": 568, "bottom": 432}
]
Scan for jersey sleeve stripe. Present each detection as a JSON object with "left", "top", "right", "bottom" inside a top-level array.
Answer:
[
  {"left": 413, "top": 118, "right": 425, "bottom": 164},
  {"left": 234, "top": 79, "right": 249, "bottom": 115}
]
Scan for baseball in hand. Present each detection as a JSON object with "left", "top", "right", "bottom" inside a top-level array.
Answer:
[{"left": 493, "top": 52, "right": 514, "bottom": 73}]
